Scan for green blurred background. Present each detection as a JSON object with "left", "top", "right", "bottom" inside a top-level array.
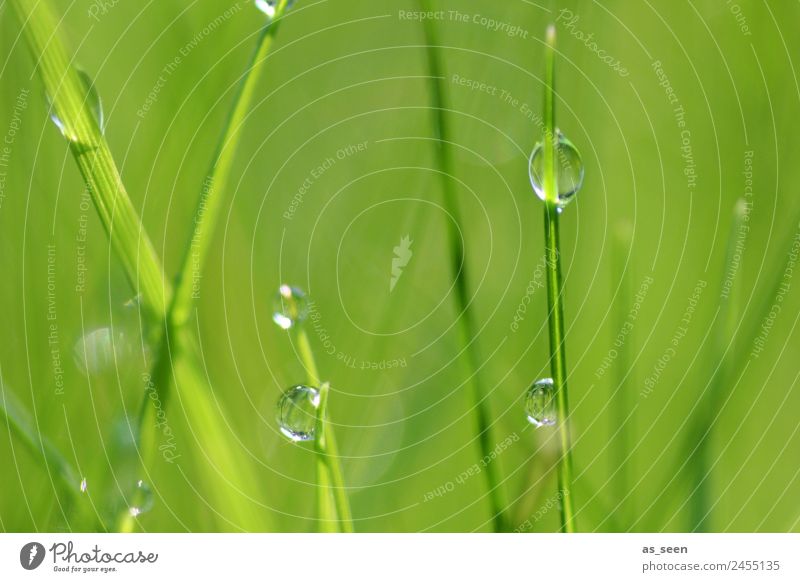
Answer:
[{"left": 1, "top": 0, "right": 799, "bottom": 532}]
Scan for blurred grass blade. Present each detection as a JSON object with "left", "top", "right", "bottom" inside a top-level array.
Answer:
[
  {"left": 686, "top": 198, "right": 750, "bottom": 531},
  {"left": 0, "top": 375, "right": 80, "bottom": 505},
  {"left": 542, "top": 25, "right": 577, "bottom": 533},
  {"left": 611, "top": 221, "right": 634, "bottom": 526},
  {"left": 416, "top": 0, "right": 509, "bottom": 532},
  {"left": 8, "top": 0, "right": 170, "bottom": 322},
  {"left": 143, "top": 335, "right": 274, "bottom": 532}
]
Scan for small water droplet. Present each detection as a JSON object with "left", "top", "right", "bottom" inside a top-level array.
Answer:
[
  {"left": 255, "top": 0, "right": 295, "bottom": 18},
  {"left": 528, "top": 131, "right": 584, "bottom": 208},
  {"left": 79, "top": 478, "right": 88, "bottom": 493},
  {"left": 73, "top": 327, "right": 131, "bottom": 376},
  {"left": 128, "top": 479, "right": 153, "bottom": 517},
  {"left": 123, "top": 293, "right": 142, "bottom": 309},
  {"left": 525, "top": 378, "right": 556, "bottom": 427},
  {"left": 48, "top": 69, "right": 105, "bottom": 141},
  {"left": 272, "top": 284, "right": 309, "bottom": 330},
  {"left": 276, "top": 385, "right": 320, "bottom": 442}
]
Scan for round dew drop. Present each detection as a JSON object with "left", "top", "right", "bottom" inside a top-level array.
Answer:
[
  {"left": 48, "top": 69, "right": 105, "bottom": 141},
  {"left": 272, "top": 284, "right": 309, "bottom": 330},
  {"left": 73, "top": 327, "right": 131, "bottom": 377},
  {"left": 525, "top": 378, "right": 556, "bottom": 428},
  {"left": 528, "top": 131, "right": 584, "bottom": 209},
  {"left": 128, "top": 479, "right": 154, "bottom": 517},
  {"left": 276, "top": 385, "right": 320, "bottom": 442}
]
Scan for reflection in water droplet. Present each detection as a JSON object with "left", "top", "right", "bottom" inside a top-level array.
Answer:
[
  {"left": 525, "top": 378, "right": 556, "bottom": 428},
  {"left": 272, "top": 284, "right": 309, "bottom": 330},
  {"left": 128, "top": 479, "right": 154, "bottom": 517},
  {"left": 254, "top": 0, "right": 295, "bottom": 18},
  {"left": 528, "top": 131, "right": 584, "bottom": 208},
  {"left": 48, "top": 69, "right": 105, "bottom": 141},
  {"left": 73, "top": 327, "right": 131, "bottom": 376},
  {"left": 80, "top": 478, "right": 87, "bottom": 493},
  {"left": 276, "top": 385, "right": 319, "bottom": 442}
]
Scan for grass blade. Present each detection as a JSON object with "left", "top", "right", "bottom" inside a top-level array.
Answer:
[
  {"left": 611, "top": 221, "right": 634, "bottom": 526},
  {"left": 297, "top": 327, "right": 354, "bottom": 533},
  {"left": 8, "top": 0, "right": 170, "bottom": 322},
  {"left": 685, "top": 198, "right": 750, "bottom": 531},
  {"left": 170, "top": 0, "right": 291, "bottom": 328},
  {"left": 541, "top": 25, "right": 576, "bottom": 533},
  {"left": 130, "top": 3, "right": 294, "bottom": 532},
  {"left": 0, "top": 374, "right": 80, "bottom": 507},
  {"left": 416, "top": 0, "right": 509, "bottom": 532}
]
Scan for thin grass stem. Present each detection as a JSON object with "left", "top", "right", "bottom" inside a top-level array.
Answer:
[
  {"left": 296, "top": 327, "right": 354, "bottom": 533},
  {"left": 416, "top": 0, "right": 508, "bottom": 532},
  {"left": 686, "top": 198, "right": 750, "bottom": 531},
  {"left": 170, "top": 0, "right": 291, "bottom": 328},
  {"left": 542, "top": 25, "right": 576, "bottom": 533},
  {"left": 611, "top": 221, "right": 633, "bottom": 526}
]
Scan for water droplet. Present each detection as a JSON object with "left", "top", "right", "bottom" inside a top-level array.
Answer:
[
  {"left": 48, "top": 69, "right": 105, "bottom": 141},
  {"left": 73, "top": 327, "right": 131, "bottom": 376},
  {"left": 128, "top": 479, "right": 154, "bottom": 517},
  {"left": 276, "top": 385, "right": 320, "bottom": 442},
  {"left": 79, "top": 478, "right": 88, "bottom": 493},
  {"left": 255, "top": 0, "right": 294, "bottom": 18},
  {"left": 272, "top": 284, "right": 309, "bottom": 330},
  {"left": 525, "top": 378, "right": 556, "bottom": 427},
  {"left": 528, "top": 131, "right": 584, "bottom": 208},
  {"left": 123, "top": 293, "right": 142, "bottom": 309}
]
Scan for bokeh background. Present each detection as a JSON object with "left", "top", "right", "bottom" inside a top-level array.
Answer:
[{"left": 1, "top": 0, "right": 799, "bottom": 532}]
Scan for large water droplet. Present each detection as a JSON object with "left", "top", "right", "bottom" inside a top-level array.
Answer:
[
  {"left": 528, "top": 131, "right": 584, "bottom": 208},
  {"left": 48, "top": 70, "right": 105, "bottom": 141},
  {"left": 255, "top": 0, "right": 295, "bottom": 18},
  {"left": 128, "top": 479, "right": 154, "bottom": 517},
  {"left": 272, "top": 284, "right": 309, "bottom": 330},
  {"left": 276, "top": 385, "right": 320, "bottom": 442},
  {"left": 73, "top": 327, "right": 132, "bottom": 376},
  {"left": 79, "top": 478, "right": 88, "bottom": 493},
  {"left": 525, "top": 378, "right": 556, "bottom": 427}
]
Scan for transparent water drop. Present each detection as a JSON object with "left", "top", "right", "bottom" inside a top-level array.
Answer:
[
  {"left": 123, "top": 293, "right": 142, "bottom": 309},
  {"left": 48, "top": 69, "right": 105, "bottom": 141},
  {"left": 272, "top": 284, "right": 309, "bottom": 330},
  {"left": 73, "top": 327, "right": 131, "bottom": 376},
  {"left": 255, "top": 0, "right": 295, "bottom": 18},
  {"left": 128, "top": 479, "right": 154, "bottom": 517},
  {"left": 525, "top": 378, "right": 556, "bottom": 427},
  {"left": 79, "top": 478, "right": 88, "bottom": 493},
  {"left": 528, "top": 130, "right": 584, "bottom": 208},
  {"left": 276, "top": 385, "right": 320, "bottom": 442}
]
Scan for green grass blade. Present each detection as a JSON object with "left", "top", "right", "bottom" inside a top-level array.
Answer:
[
  {"left": 170, "top": 0, "right": 291, "bottom": 329},
  {"left": 542, "top": 24, "right": 576, "bottom": 533},
  {"left": 313, "top": 381, "right": 354, "bottom": 533},
  {"left": 129, "top": 3, "right": 294, "bottom": 532},
  {"left": 611, "top": 221, "right": 634, "bottom": 526},
  {"left": 0, "top": 376, "right": 80, "bottom": 506},
  {"left": 686, "top": 198, "right": 750, "bottom": 531},
  {"left": 416, "top": 0, "right": 509, "bottom": 533},
  {"left": 8, "top": 0, "right": 170, "bottom": 322},
  {"left": 297, "top": 328, "right": 354, "bottom": 533}
]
